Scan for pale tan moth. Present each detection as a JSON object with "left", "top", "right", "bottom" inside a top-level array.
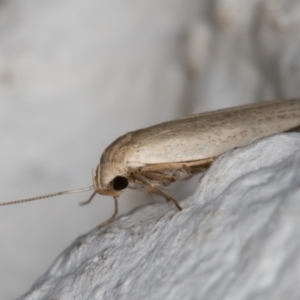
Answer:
[{"left": 2, "top": 99, "right": 300, "bottom": 226}]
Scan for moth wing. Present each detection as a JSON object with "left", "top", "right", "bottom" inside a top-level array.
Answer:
[{"left": 124, "top": 99, "right": 300, "bottom": 165}]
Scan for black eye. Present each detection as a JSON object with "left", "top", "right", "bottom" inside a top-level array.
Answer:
[{"left": 112, "top": 176, "right": 128, "bottom": 191}]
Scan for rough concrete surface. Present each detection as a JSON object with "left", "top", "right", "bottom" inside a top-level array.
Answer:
[{"left": 19, "top": 133, "right": 300, "bottom": 300}]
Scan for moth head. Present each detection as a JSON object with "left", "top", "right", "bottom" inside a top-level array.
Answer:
[{"left": 93, "top": 163, "right": 129, "bottom": 196}]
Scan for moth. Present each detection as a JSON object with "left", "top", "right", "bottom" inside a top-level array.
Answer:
[{"left": 2, "top": 99, "right": 300, "bottom": 226}]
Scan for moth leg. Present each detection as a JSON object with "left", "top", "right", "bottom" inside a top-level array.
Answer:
[
  {"left": 137, "top": 157, "right": 214, "bottom": 173},
  {"left": 80, "top": 190, "right": 97, "bottom": 206},
  {"left": 141, "top": 172, "right": 186, "bottom": 202},
  {"left": 133, "top": 174, "right": 182, "bottom": 211},
  {"left": 98, "top": 196, "right": 119, "bottom": 227},
  {"left": 142, "top": 172, "right": 176, "bottom": 183},
  {"left": 174, "top": 157, "right": 214, "bottom": 168}
]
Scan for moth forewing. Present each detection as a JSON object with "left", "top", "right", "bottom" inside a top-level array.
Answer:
[
  {"left": 2, "top": 99, "right": 300, "bottom": 226},
  {"left": 118, "top": 99, "right": 300, "bottom": 165}
]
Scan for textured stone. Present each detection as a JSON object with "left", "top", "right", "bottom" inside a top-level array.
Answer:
[{"left": 20, "top": 133, "right": 300, "bottom": 300}]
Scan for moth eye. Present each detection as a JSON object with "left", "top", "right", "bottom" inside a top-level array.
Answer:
[{"left": 112, "top": 176, "right": 128, "bottom": 191}]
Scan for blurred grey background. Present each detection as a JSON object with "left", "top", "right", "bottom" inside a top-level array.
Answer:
[{"left": 0, "top": 0, "right": 300, "bottom": 299}]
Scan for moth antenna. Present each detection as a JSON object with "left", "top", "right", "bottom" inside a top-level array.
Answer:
[
  {"left": 97, "top": 165, "right": 101, "bottom": 188},
  {"left": 0, "top": 186, "right": 94, "bottom": 206},
  {"left": 92, "top": 168, "right": 97, "bottom": 188}
]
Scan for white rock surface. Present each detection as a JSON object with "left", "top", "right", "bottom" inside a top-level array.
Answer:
[{"left": 19, "top": 133, "right": 300, "bottom": 300}]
